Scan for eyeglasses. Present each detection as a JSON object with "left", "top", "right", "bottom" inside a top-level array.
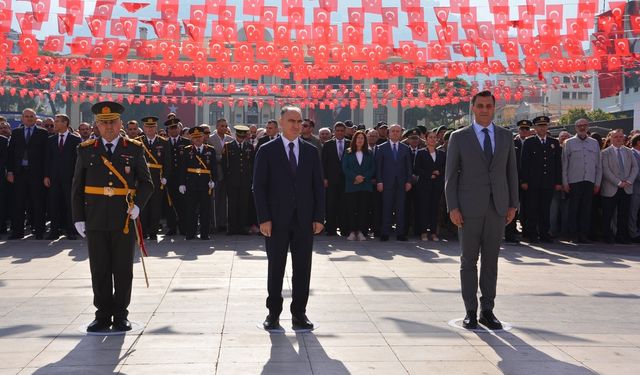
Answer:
[
  {"left": 44, "top": 124, "right": 54, "bottom": 128},
  {"left": 204, "top": 131, "right": 211, "bottom": 135}
]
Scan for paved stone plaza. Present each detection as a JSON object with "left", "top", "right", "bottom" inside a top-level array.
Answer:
[{"left": 0, "top": 235, "right": 638, "bottom": 375}]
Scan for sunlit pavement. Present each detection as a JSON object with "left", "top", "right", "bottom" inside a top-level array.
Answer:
[{"left": 1, "top": 234, "right": 638, "bottom": 374}]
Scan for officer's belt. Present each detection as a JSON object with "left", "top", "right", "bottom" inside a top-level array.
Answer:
[
  {"left": 187, "top": 168, "right": 210, "bottom": 175},
  {"left": 147, "top": 163, "right": 163, "bottom": 169},
  {"left": 84, "top": 186, "right": 136, "bottom": 197}
]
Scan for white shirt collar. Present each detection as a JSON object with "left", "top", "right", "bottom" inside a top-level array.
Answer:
[
  {"left": 101, "top": 136, "right": 120, "bottom": 148},
  {"left": 472, "top": 122, "right": 494, "bottom": 133},
  {"left": 58, "top": 130, "right": 70, "bottom": 137}
]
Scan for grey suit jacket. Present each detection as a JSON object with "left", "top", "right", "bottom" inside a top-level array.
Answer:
[
  {"left": 445, "top": 124, "right": 519, "bottom": 218},
  {"left": 207, "top": 132, "right": 234, "bottom": 181},
  {"left": 600, "top": 146, "right": 638, "bottom": 197}
]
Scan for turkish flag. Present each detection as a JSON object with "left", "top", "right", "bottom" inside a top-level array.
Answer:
[
  {"left": 121, "top": 2, "right": 149, "bottom": 13},
  {"left": 17, "top": 12, "right": 44, "bottom": 33},
  {"left": 57, "top": 14, "right": 75, "bottom": 35},
  {"left": 428, "top": 42, "right": 451, "bottom": 60},
  {"left": 211, "top": 22, "right": 237, "bottom": 42},
  {"left": 111, "top": 17, "right": 138, "bottom": 39},
  {"left": 566, "top": 18, "right": 588, "bottom": 40},
  {"left": 93, "top": 0, "right": 116, "bottom": 19},
  {"left": 43, "top": 35, "right": 64, "bottom": 52},
  {"left": 408, "top": 22, "right": 429, "bottom": 43},
  {"left": 457, "top": 40, "right": 476, "bottom": 57},
  {"left": 287, "top": 7, "right": 305, "bottom": 29},
  {"left": 260, "top": 6, "right": 277, "bottom": 28},
  {"left": 318, "top": 0, "right": 337, "bottom": 12},
  {"left": 492, "top": 6, "right": 509, "bottom": 27},
  {"left": 204, "top": 0, "right": 225, "bottom": 14},
  {"left": 243, "top": 22, "right": 264, "bottom": 42},
  {"left": 526, "top": 0, "right": 545, "bottom": 15},
  {"left": 598, "top": 71, "right": 622, "bottom": 98},
  {"left": 614, "top": 38, "right": 630, "bottom": 56},
  {"left": 400, "top": 0, "right": 420, "bottom": 12},
  {"left": 371, "top": 23, "right": 392, "bottom": 45},
  {"left": 348, "top": 7, "right": 364, "bottom": 26},
  {"left": 500, "top": 38, "right": 519, "bottom": 58},
  {"left": 632, "top": 15, "right": 640, "bottom": 35},
  {"left": 362, "top": 0, "right": 382, "bottom": 14},
  {"left": 436, "top": 23, "right": 458, "bottom": 44},
  {"left": 381, "top": 7, "right": 398, "bottom": 27},
  {"left": 562, "top": 36, "right": 584, "bottom": 57},
  {"left": 218, "top": 6, "right": 236, "bottom": 26},
  {"left": 243, "top": 0, "right": 263, "bottom": 16},
  {"left": 273, "top": 22, "right": 291, "bottom": 43},
  {"left": 516, "top": 5, "right": 535, "bottom": 29},
  {"left": 189, "top": 5, "right": 207, "bottom": 27},
  {"left": 61, "top": 0, "right": 83, "bottom": 25},
  {"left": 281, "top": 0, "right": 301, "bottom": 16},
  {"left": 86, "top": 16, "right": 107, "bottom": 38},
  {"left": 343, "top": 23, "right": 363, "bottom": 45},
  {"left": 546, "top": 4, "right": 563, "bottom": 27},
  {"left": 459, "top": 6, "right": 477, "bottom": 27},
  {"left": 314, "top": 7, "right": 331, "bottom": 25},
  {"left": 183, "top": 20, "right": 204, "bottom": 42},
  {"left": 434, "top": 7, "right": 449, "bottom": 27},
  {"left": 450, "top": 0, "right": 470, "bottom": 13},
  {"left": 507, "top": 59, "right": 522, "bottom": 73},
  {"left": 68, "top": 36, "right": 92, "bottom": 55},
  {"left": 30, "top": 0, "right": 51, "bottom": 22}
]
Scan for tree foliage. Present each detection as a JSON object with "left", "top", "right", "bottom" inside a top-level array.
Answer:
[{"left": 558, "top": 108, "right": 622, "bottom": 125}]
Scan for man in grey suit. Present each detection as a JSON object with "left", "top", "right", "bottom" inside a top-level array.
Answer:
[
  {"left": 600, "top": 129, "right": 638, "bottom": 244},
  {"left": 445, "top": 90, "right": 519, "bottom": 330},
  {"left": 629, "top": 134, "right": 640, "bottom": 242},
  {"left": 208, "top": 118, "right": 234, "bottom": 232}
]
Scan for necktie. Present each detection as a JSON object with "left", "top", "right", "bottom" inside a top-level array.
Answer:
[
  {"left": 288, "top": 142, "right": 297, "bottom": 176},
  {"left": 482, "top": 128, "right": 493, "bottom": 163},
  {"left": 617, "top": 148, "right": 625, "bottom": 172},
  {"left": 105, "top": 143, "right": 113, "bottom": 159},
  {"left": 59, "top": 134, "right": 64, "bottom": 152},
  {"left": 541, "top": 138, "right": 545, "bottom": 145},
  {"left": 392, "top": 143, "right": 398, "bottom": 160},
  {"left": 338, "top": 140, "right": 343, "bottom": 160},
  {"left": 25, "top": 127, "right": 32, "bottom": 143},
  {"left": 412, "top": 149, "right": 416, "bottom": 162}
]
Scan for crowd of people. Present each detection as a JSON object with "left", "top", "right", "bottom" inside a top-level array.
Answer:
[{"left": 0, "top": 108, "right": 639, "bottom": 245}]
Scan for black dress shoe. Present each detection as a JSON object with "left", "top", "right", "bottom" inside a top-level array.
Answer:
[
  {"left": 380, "top": 235, "right": 389, "bottom": 242},
  {"left": 185, "top": 236, "right": 195, "bottom": 240},
  {"left": 262, "top": 314, "right": 280, "bottom": 331},
  {"left": 112, "top": 318, "right": 132, "bottom": 332},
  {"left": 34, "top": 233, "right": 44, "bottom": 240},
  {"left": 462, "top": 311, "right": 478, "bottom": 329},
  {"left": 200, "top": 235, "right": 210, "bottom": 240},
  {"left": 539, "top": 236, "right": 553, "bottom": 243},
  {"left": 396, "top": 235, "right": 408, "bottom": 241},
  {"left": 165, "top": 229, "right": 177, "bottom": 236},
  {"left": 46, "top": 233, "right": 59, "bottom": 240},
  {"left": 504, "top": 236, "right": 519, "bottom": 243},
  {"left": 479, "top": 310, "right": 503, "bottom": 330},
  {"left": 7, "top": 234, "right": 23, "bottom": 240},
  {"left": 87, "top": 319, "right": 111, "bottom": 333},
  {"left": 291, "top": 314, "right": 314, "bottom": 330}
]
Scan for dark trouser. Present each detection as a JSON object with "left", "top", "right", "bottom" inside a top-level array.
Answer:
[
  {"left": 141, "top": 183, "right": 163, "bottom": 237},
  {"left": 0, "top": 177, "right": 6, "bottom": 232},
  {"left": 459, "top": 202, "right": 504, "bottom": 313},
  {"left": 567, "top": 181, "right": 594, "bottom": 238},
  {"left": 48, "top": 180, "right": 74, "bottom": 236},
  {"left": 346, "top": 191, "right": 371, "bottom": 233},
  {"left": 325, "top": 183, "right": 346, "bottom": 234},
  {"left": 11, "top": 171, "right": 45, "bottom": 237},
  {"left": 524, "top": 187, "right": 554, "bottom": 239},
  {"left": 369, "top": 189, "right": 382, "bottom": 236},
  {"left": 86, "top": 229, "right": 136, "bottom": 321},
  {"left": 381, "top": 180, "right": 406, "bottom": 236},
  {"left": 214, "top": 179, "right": 227, "bottom": 230},
  {"left": 265, "top": 211, "right": 313, "bottom": 316},
  {"left": 227, "top": 183, "right": 251, "bottom": 234},
  {"left": 186, "top": 188, "right": 211, "bottom": 238},
  {"left": 404, "top": 187, "right": 418, "bottom": 236},
  {"left": 417, "top": 183, "right": 443, "bottom": 234},
  {"left": 166, "top": 180, "right": 186, "bottom": 234},
  {"left": 602, "top": 188, "right": 632, "bottom": 241}
]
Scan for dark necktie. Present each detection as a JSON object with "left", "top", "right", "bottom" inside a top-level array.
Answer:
[
  {"left": 288, "top": 142, "right": 297, "bottom": 176},
  {"left": 617, "top": 148, "right": 625, "bottom": 172},
  {"left": 105, "top": 143, "right": 113, "bottom": 159},
  {"left": 482, "top": 128, "right": 493, "bottom": 163},
  {"left": 392, "top": 143, "right": 398, "bottom": 160},
  {"left": 541, "top": 138, "right": 545, "bottom": 145},
  {"left": 25, "top": 127, "right": 32, "bottom": 143},
  {"left": 59, "top": 134, "right": 64, "bottom": 152}
]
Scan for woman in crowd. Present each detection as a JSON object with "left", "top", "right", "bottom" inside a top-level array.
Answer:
[
  {"left": 414, "top": 130, "right": 446, "bottom": 241},
  {"left": 341, "top": 130, "right": 375, "bottom": 241}
]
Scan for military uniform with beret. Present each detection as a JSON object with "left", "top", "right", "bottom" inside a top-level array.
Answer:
[
  {"left": 179, "top": 126, "right": 218, "bottom": 240},
  {"left": 137, "top": 116, "right": 172, "bottom": 240},
  {"left": 221, "top": 125, "right": 255, "bottom": 235},
  {"left": 71, "top": 101, "right": 154, "bottom": 332},
  {"left": 164, "top": 118, "right": 190, "bottom": 235},
  {"left": 520, "top": 116, "right": 562, "bottom": 242}
]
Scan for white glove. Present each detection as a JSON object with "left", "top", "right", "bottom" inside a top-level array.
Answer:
[
  {"left": 208, "top": 181, "right": 215, "bottom": 189},
  {"left": 74, "top": 222, "right": 86, "bottom": 238},
  {"left": 128, "top": 205, "right": 140, "bottom": 220},
  {"left": 160, "top": 178, "right": 167, "bottom": 185},
  {"left": 179, "top": 185, "right": 186, "bottom": 194}
]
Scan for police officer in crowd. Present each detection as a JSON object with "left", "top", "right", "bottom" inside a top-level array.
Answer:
[
  {"left": 179, "top": 126, "right": 217, "bottom": 240},
  {"left": 71, "top": 101, "right": 153, "bottom": 332},
  {"left": 221, "top": 125, "right": 255, "bottom": 235}
]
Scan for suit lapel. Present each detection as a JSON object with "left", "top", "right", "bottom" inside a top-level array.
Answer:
[
  {"left": 465, "top": 126, "right": 488, "bottom": 165},
  {"left": 489, "top": 127, "right": 501, "bottom": 169}
]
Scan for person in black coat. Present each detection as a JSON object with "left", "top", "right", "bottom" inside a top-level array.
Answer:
[
  {"left": 0, "top": 129, "right": 8, "bottom": 235},
  {"left": 6, "top": 108, "right": 49, "bottom": 239},
  {"left": 164, "top": 118, "right": 190, "bottom": 235},
  {"left": 44, "top": 114, "right": 81, "bottom": 239},
  {"left": 414, "top": 130, "right": 446, "bottom": 241},
  {"left": 221, "top": 125, "right": 255, "bottom": 235},
  {"left": 321, "top": 122, "right": 349, "bottom": 235},
  {"left": 504, "top": 120, "right": 532, "bottom": 242},
  {"left": 253, "top": 106, "right": 325, "bottom": 331},
  {"left": 520, "top": 116, "right": 562, "bottom": 243}
]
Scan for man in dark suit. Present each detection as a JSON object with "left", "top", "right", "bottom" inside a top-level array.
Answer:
[
  {"left": 253, "top": 106, "right": 325, "bottom": 331},
  {"left": 0, "top": 121, "right": 8, "bottom": 235},
  {"left": 221, "top": 125, "right": 255, "bottom": 235},
  {"left": 71, "top": 101, "right": 153, "bottom": 332},
  {"left": 44, "top": 114, "right": 81, "bottom": 240},
  {"left": 164, "top": 118, "right": 190, "bottom": 235},
  {"left": 321, "top": 122, "right": 349, "bottom": 235},
  {"left": 520, "top": 116, "right": 562, "bottom": 243},
  {"left": 256, "top": 119, "right": 279, "bottom": 151},
  {"left": 6, "top": 108, "right": 49, "bottom": 240},
  {"left": 137, "top": 116, "right": 172, "bottom": 240},
  {"left": 375, "top": 124, "right": 413, "bottom": 241},
  {"left": 445, "top": 90, "right": 519, "bottom": 330}
]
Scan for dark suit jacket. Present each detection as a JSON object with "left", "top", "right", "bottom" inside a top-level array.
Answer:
[
  {"left": 520, "top": 136, "right": 562, "bottom": 189},
  {"left": 253, "top": 137, "right": 325, "bottom": 227},
  {"left": 375, "top": 141, "right": 413, "bottom": 186},
  {"left": 256, "top": 135, "right": 279, "bottom": 152},
  {"left": 414, "top": 148, "right": 446, "bottom": 191},
  {"left": 0, "top": 135, "right": 7, "bottom": 176},
  {"left": 321, "top": 138, "right": 350, "bottom": 185},
  {"left": 6, "top": 125, "right": 49, "bottom": 178},
  {"left": 45, "top": 132, "right": 81, "bottom": 184}
]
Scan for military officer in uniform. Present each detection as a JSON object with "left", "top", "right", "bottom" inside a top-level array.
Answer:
[
  {"left": 221, "top": 125, "right": 255, "bottom": 235},
  {"left": 137, "top": 116, "right": 171, "bottom": 240},
  {"left": 520, "top": 116, "right": 562, "bottom": 243},
  {"left": 71, "top": 101, "right": 153, "bottom": 332},
  {"left": 179, "top": 126, "right": 217, "bottom": 240},
  {"left": 164, "top": 118, "right": 190, "bottom": 235}
]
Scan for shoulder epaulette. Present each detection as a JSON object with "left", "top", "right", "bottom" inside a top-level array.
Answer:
[
  {"left": 184, "top": 145, "right": 193, "bottom": 149},
  {"left": 80, "top": 139, "right": 96, "bottom": 147},
  {"left": 158, "top": 136, "right": 168, "bottom": 141}
]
